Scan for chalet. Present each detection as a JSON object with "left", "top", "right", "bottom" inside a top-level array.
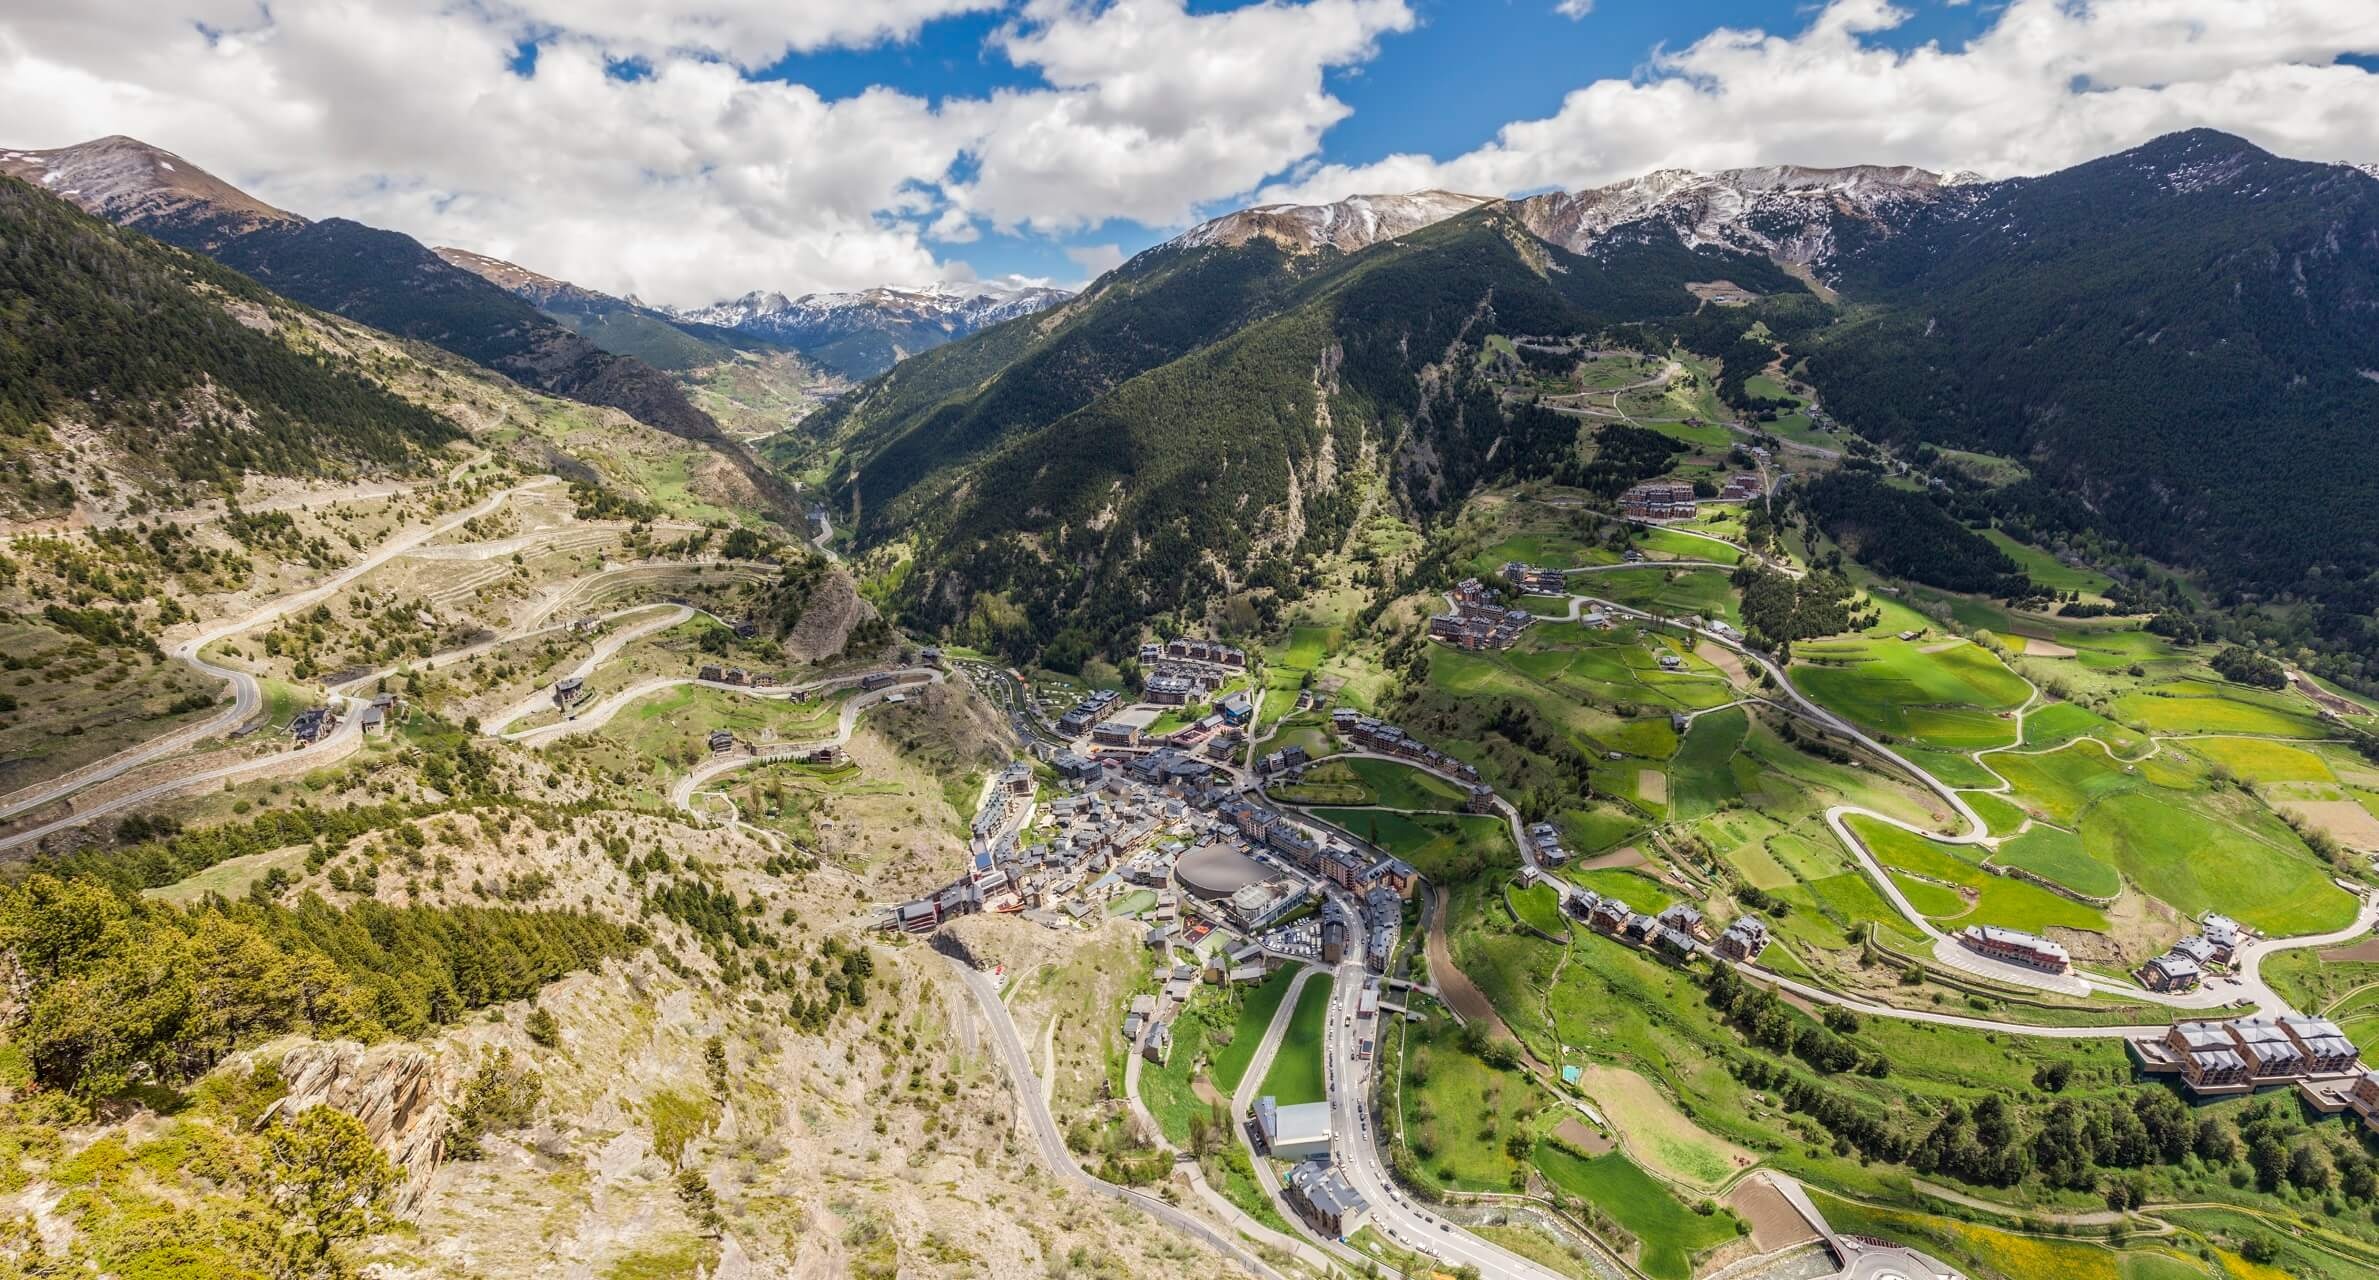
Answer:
[
  {"left": 753, "top": 672, "right": 778, "bottom": 688},
  {"left": 723, "top": 668, "right": 751, "bottom": 687},
  {"left": 1958, "top": 924, "right": 2070, "bottom": 973},
  {"left": 554, "top": 676, "right": 587, "bottom": 706},
  {"left": 1219, "top": 690, "right": 1254, "bottom": 725},
  {"left": 1657, "top": 651, "right": 1685, "bottom": 671},
  {"left": 698, "top": 665, "right": 725, "bottom": 683},
  {"left": 1143, "top": 1021, "right": 1173, "bottom": 1065},
  {"left": 1657, "top": 902, "right": 1709, "bottom": 942},
  {"left": 2200, "top": 914, "right": 2244, "bottom": 963},
  {"left": 1525, "top": 822, "right": 1571, "bottom": 866},
  {"left": 291, "top": 707, "right": 334, "bottom": 744},
  {"left": 2139, "top": 951, "right": 2203, "bottom": 992},
  {"left": 358, "top": 704, "right": 386, "bottom": 734},
  {"left": 731, "top": 617, "right": 758, "bottom": 639},
  {"left": 1714, "top": 916, "right": 1770, "bottom": 962},
  {"left": 1654, "top": 927, "right": 1698, "bottom": 961},
  {"left": 1465, "top": 785, "right": 1498, "bottom": 815},
  {"left": 1363, "top": 857, "right": 1418, "bottom": 897},
  {"left": 2161, "top": 1021, "right": 2251, "bottom": 1091},
  {"left": 707, "top": 729, "right": 735, "bottom": 753},
  {"left": 920, "top": 647, "right": 944, "bottom": 667},
  {"left": 1623, "top": 912, "right": 1658, "bottom": 943},
  {"left": 1259, "top": 745, "right": 1309, "bottom": 776},
  {"left": 1283, "top": 1161, "right": 1371, "bottom": 1238},
  {"left": 859, "top": 672, "right": 898, "bottom": 692},
  {"left": 1590, "top": 898, "right": 1631, "bottom": 934},
  {"left": 1497, "top": 562, "right": 1570, "bottom": 595}
]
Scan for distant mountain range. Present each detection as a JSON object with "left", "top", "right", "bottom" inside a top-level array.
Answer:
[
  {"left": 816, "top": 130, "right": 2379, "bottom": 669},
  {"left": 667, "top": 282, "right": 1073, "bottom": 378}
]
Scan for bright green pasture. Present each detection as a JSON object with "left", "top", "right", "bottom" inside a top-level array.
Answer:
[
  {"left": 1208, "top": 967, "right": 1299, "bottom": 1095},
  {"left": 1563, "top": 867, "right": 1673, "bottom": 913},
  {"left": 1531, "top": 1145, "right": 1741, "bottom": 1280},
  {"left": 1400, "top": 1014, "right": 1551, "bottom": 1193},
  {"left": 1792, "top": 636, "right": 2027, "bottom": 750},
  {"left": 2079, "top": 790, "right": 2352, "bottom": 934},
  {"left": 1510, "top": 882, "right": 1569, "bottom": 936},
  {"left": 1581, "top": 567, "right": 1744, "bottom": 626},
  {"left": 1964, "top": 790, "right": 2028, "bottom": 836},
  {"left": 1847, "top": 816, "right": 2107, "bottom": 934},
  {"left": 1669, "top": 708, "right": 1749, "bottom": 821},
  {"left": 1311, "top": 808, "right": 1514, "bottom": 881},
  {"left": 1257, "top": 974, "right": 1334, "bottom": 1106},
  {"left": 1994, "top": 825, "right": 2120, "bottom": 899}
]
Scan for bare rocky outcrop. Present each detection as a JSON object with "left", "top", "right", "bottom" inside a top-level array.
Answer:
[{"left": 265, "top": 1040, "right": 459, "bottom": 1215}]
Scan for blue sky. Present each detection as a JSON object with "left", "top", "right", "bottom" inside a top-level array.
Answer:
[
  {"left": 7, "top": 0, "right": 2375, "bottom": 305},
  {"left": 752, "top": 0, "right": 2010, "bottom": 282}
]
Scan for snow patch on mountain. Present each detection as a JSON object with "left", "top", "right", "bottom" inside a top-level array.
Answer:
[
  {"left": 0, "top": 135, "right": 296, "bottom": 233},
  {"left": 1513, "top": 163, "right": 1963, "bottom": 269},
  {"left": 666, "top": 281, "right": 1072, "bottom": 346},
  {"left": 1169, "top": 190, "right": 1494, "bottom": 254}
]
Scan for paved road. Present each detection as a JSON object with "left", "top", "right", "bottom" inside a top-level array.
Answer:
[
  {"left": 942, "top": 958, "right": 1287, "bottom": 1280},
  {"left": 1317, "top": 951, "right": 1580, "bottom": 1280},
  {"left": 0, "top": 477, "right": 560, "bottom": 829},
  {"left": 473, "top": 605, "right": 701, "bottom": 734},
  {"left": 661, "top": 671, "right": 946, "bottom": 810}
]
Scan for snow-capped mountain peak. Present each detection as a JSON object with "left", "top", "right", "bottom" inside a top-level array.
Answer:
[
  {"left": 663, "top": 280, "right": 1072, "bottom": 377},
  {"left": 0, "top": 135, "right": 298, "bottom": 237},
  {"left": 1168, "top": 190, "right": 1496, "bottom": 255}
]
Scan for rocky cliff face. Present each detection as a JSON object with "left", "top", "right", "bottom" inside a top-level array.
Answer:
[{"left": 269, "top": 1041, "right": 457, "bottom": 1215}]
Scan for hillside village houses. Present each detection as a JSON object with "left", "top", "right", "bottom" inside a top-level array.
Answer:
[
  {"left": 1498, "top": 561, "right": 1570, "bottom": 594},
  {"left": 1427, "top": 577, "right": 1533, "bottom": 652},
  {"left": 1621, "top": 480, "right": 1698, "bottom": 520}
]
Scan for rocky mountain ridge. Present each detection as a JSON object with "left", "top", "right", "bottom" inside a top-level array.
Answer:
[{"left": 669, "top": 280, "right": 1072, "bottom": 377}]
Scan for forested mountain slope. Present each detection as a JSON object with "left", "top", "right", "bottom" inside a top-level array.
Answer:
[
  {"left": 820, "top": 204, "right": 1798, "bottom": 660},
  {"left": 1803, "top": 130, "right": 2379, "bottom": 663},
  {"left": 1, "top": 136, "right": 796, "bottom": 516},
  {"left": 0, "top": 173, "right": 460, "bottom": 511}
]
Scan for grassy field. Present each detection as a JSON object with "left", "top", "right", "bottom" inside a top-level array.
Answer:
[
  {"left": 1532, "top": 1143, "right": 1741, "bottom": 1280},
  {"left": 2113, "top": 679, "right": 2328, "bottom": 738},
  {"left": 1257, "top": 973, "right": 1334, "bottom": 1106},
  {"left": 1793, "top": 633, "right": 2028, "bottom": 751},
  {"left": 1581, "top": 567, "right": 1745, "bottom": 628},
  {"left": 1993, "top": 825, "right": 2120, "bottom": 899},
  {"left": 1397, "top": 1013, "right": 1553, "bottom": 1192},
  {"left": 1848, "top": 815, "right": 2109, "bottom": 934},
  {"left": 1670, "top": 707, "right": 1750, "bottom": 822},
  {"left": 1138, "top": 987, "right": 1225, "bottom": 1145},
  {"left": 1509, "top": 881, "right": 1569, "bottom": 936},
  {"left": 1208, "top": 967, "right": 1298, "bottom": 1095},
  {"left": 1277, "top": 756, "right": 1470, "bottom": 809},
  {"left": 1311, "top": 807, "right": 1515, "bottom": 882}
]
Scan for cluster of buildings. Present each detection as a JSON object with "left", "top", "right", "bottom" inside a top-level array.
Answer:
[
  {"left": 1956, "top": 924, "right": 2071, "bottom": 974},
  {"left": 1314, "top": 885, "right": 1409, "bottom": 972},
  {"left": 1714, "top": 915, "right": 1772, "bottom": 963},
  {"left": 1497, "top": 561, "right": 1571, "bottom": 595},
  {"left": 2133, "top": 1014, "right": 2362, "bottom": 1099},
  {"left": 2136, "top": 914, "right": 2245, "bottom": 993},
  {"left": 697, "top": 664, "right": 778, "bottom": 688},
  {"left": 1524, "top": 821, "right": 1572, "bottom": 867},
  {"left": 1564, "top": 892, "right": 1710, "bottom": 963},
  {"left": 1058, "top": 689, "right": 1125, "bottom": 737},
  {"left": 1621, "top": 481, "right": 1699, "bottom": 521},
  {"left": 1139, "top": 637, "right": 1248, "bottom": 670},
  {"left": 1427, "top": 578, "right": 1534, "bottom": 652},
  {"left": 1330, "top": 709, "right": 1482, "bottom": 783},
  {"left": 1718, "top": 472, "right": 1764, "bottom": 501}
]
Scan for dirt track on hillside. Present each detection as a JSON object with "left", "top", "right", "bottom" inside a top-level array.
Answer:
[{"left": 1426, "top": 885, "right": 1520, "bottom": 1048}]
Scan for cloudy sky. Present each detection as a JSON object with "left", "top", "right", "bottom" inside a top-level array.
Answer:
[{"left": 4, "top": 0, "right": 2374, "bottom": 307}]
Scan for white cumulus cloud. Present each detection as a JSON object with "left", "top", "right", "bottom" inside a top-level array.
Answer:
[{"left": 1262, "top": 0, "right": 2379, "bottom": 206}]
